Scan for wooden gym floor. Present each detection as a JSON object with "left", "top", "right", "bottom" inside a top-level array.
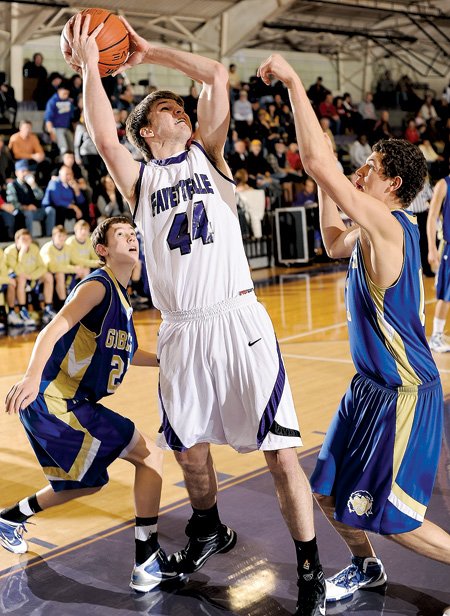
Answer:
[{"left": 0, "top": 263, "right": 449, "bottom": 615}]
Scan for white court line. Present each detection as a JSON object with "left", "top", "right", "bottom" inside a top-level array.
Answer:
[
  {"left": 283, "top": 353, "right": 353, "bottom": 365},
  {"left": 278, "top": 297, "right": 437, "bottom": 344},
  {"left": 278, "top": 322, "right": 346, "bottom": 343},
  {"left": 283, "top": 351, "right": 450, "bottom": 375}
]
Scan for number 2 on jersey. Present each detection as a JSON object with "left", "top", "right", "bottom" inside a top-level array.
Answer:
[{"left": 167, "top": 200, "right": 213, "bottom": 255}]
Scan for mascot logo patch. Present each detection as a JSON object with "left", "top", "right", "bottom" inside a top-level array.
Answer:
[{"left": 347, "top": 490, "right": 374, "bottom": 517}]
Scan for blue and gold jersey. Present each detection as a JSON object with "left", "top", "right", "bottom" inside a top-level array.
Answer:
[
  {"left": 441, "top": 176, "right": 450, "bottom": 242},
  {"left": 345, "top": 209, "right": 438, "bottom": 387},
  {"left": 40, "top": 266, "right": 137, "bottom": 405}
]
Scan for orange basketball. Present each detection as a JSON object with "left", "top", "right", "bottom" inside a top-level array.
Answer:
[{"left": 61, "top": 8, "right": 129, "bottom": 77}]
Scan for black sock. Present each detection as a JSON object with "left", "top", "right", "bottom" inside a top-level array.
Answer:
[
  {"left": 19, "top": 304, "right": 26, "bottom": 311},
  {"left": 1, "top": 494, "right": 43, "bottom": 524},
  {"left": 294, "top": 537, "right": 321, "bottom": 577},
  {"left": 135, "top": 516, "right": 158, "bottom": 565},
  {"left": 190, "top": 503, "right": 221, "bottom": 536}
]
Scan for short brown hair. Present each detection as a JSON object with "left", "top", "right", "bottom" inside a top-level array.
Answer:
[
  {"left": 91, "top": 216, "right": 135, "bottom": 264},
  {"left": 14, "top": 228, "right": 31, "bottom": 241},
  {"left": 125, "top": 90, "right": 184, "bottom": 162},
  {"left": 52, "top": 225, "right": 66, "bottom": 236},
  {"left": 74, "top": 219, "right": 90, "bottom": 232}
]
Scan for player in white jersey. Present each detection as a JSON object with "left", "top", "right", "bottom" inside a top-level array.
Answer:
[{"left": 65, "top": 15, "right": 325, "bottom": 615}]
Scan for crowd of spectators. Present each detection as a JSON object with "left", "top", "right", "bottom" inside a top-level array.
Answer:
[{"left": 0, "top": 52, "right": 449, "bottom": 335}]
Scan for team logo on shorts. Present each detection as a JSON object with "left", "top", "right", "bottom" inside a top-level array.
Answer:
[{"left": 347, "top": 490, "right": 374, "bottom": 517}]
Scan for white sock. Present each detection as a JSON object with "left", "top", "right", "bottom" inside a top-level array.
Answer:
[
  {"left": 135, "top": 523, "right": 157, "bottom": 541},
  {"left": 433, "top": 318, "right": 446, "bottom": 336},
  {"left": 18, "top": 498, "right": 34, "bottom": 518}
]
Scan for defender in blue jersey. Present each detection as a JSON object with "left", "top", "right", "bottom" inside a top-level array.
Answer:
[
  {"left": 1, "top": 217, "right": 181, "bottom": 593},
  {"left": 259, "top": 54, "right": 450, "bottom": 607},
  {"left": 427, "top": 175, "right": 450, "bottom": 353}
]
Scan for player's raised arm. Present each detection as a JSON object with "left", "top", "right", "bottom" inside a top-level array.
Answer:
[
  {"left": 257, "top": 55, "right": 400, "bottom": 240},
  {"left": 117, "top": 17, "right": 231, "bottom": 174},
  {"left": 63, "top": 14, "right": 140, "bottom": 209}
]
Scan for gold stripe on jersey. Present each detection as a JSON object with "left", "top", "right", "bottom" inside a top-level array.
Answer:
[
  {"left": 44, "top": 324, "right": 97, "bottom": 400},
  {"left": 103, "top": 266, "right": 131, "bottom": 315},
  {"left": 42, "top": 393, "right": 101, "bottom": 481},
  {"left": 364, "top": 268, "right": 422, "bottom": 387},
  {"left": 389, "top": 389, "right": 427, "bottom": 520}
]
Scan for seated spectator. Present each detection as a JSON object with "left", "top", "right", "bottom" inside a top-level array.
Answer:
[
  {"left": 96, "top": 174, "right": 126, "bottom": 219},
  {"left": 0, "top": 192, "right": 23, "bottom": 241},
  {"left": 249, "top": 108, "right": 271, "bottom": 143},
  {"left": 0, "top": 80, "right": 17, "bottom": 128},
  {"left": 116, "top": 84, "right": 135, "bottom": 113},
  {"left": 246, "top": 139, "right": 282, "bottom": 208},
  {"left": 419, "top": 95, "right": 439, "bottom": 122},
  {"left": 286, "top": 142, "right": 303, "bottom": 173},
  {"left": 23, "top": 52, "right": 47, "bottom": 81},
  {"left": 69, "top": 73, "right": 83, "bottom": 101},
  {"left": 4, "top": 228, "right": 55, "bottom": 326},
  {"left": 42, "top": 165, "right": 87, "bottom": 226},
  {"left": 266, "top": 103, "right": 281, "bottom": 132},
  {"left": 41, "top": 224, "right": 89, "bottom": 308},
  {"left": 307, "top": 77, "right": 327, "bottom": 110},
  {"left": 66, "top": 219, "right": 99, "bottom": 270},
  {"left": 183, "top": 84, "right": 199, "bottom": 128},
  {"left": 51, "top": 150, "right": 84, "bottom": 182},
  {"left": 349, "top": 134, "right": 372, "bottom": 170},
  {"left": 235, "top": 169, "right": 266, "bottom": 239},
  {"left": 267, "top": 140, "right": 302, "bottom": 205},
  {"left": 319, "top": 93, "right": 340, "bottom": 134},
  {"left": 375, "top": 70, "right": 396, "bottom": 108},
  {"left": 0, "top": 245, "right": 21, "bottom": 329},
  {"left": 37, "top": 71, "right": 63, "bottom": 111},
  {"left": 404, "top": 118, "right": 421, "bottom": 144},
  {"left": 226, "top": 139, "right": 248, "bottom": 176},
  {"left": 318, "top": 117, "right": 336, "bottom": 151},
  {"left": 419, "top": 137, "right": 446, "bottom": 179},
  {"left": 44, "top": 81, "right": 75, "bottom": 156},
  {"left": 357, "top": 92, "right": 377, "bottom": 134},
  {"left": 232, "top": 89, "right": 253, "bottom": 139},
  {"left": 414, "top": 110, "right": 427, "bottom": 135},
  {"left": 293, "top": 177, "right": 317, "bottom": 206},
  {"left": 6, "top": 160, "right": 55, "bottom": 237},
  {"left": 0, "top": 134, "right": 14, "bottom": 187},
  {"left": 371, "top": 110, "right": 393, "bottom": 144},
  {"left": 8, "top": 119, "right": 50, "bottom": 185},
  {"left": 74, "top": 113, "right": 105, "bottom": 202},
  {"left": 228, "top": 63, "right": 242, "bottom": 103}
]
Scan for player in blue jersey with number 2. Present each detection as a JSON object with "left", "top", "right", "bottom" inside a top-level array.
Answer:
[
  {"left": 258, "top": 53, "right": 450, "bottom": 610},
  {"left": 1, "top": 216, "right": 182, "bottom": 593},
  {"left": 63, "top": 13, "right": 325, "bottom": 616}
]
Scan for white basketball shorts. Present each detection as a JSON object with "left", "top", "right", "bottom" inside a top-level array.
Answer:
[{"left": 156, "top": 292, "right": 302, "bottom": 453}]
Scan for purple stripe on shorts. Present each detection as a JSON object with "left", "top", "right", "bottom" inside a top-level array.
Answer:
[
  {"left": 257, "top": 341, "right": 285, "bottom": 448},
  {"left": 158, "top": 380, "right": 187, "bottom": 452}
]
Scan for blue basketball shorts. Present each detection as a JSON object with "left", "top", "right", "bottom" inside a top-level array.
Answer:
[
  {"left": 20, "top": 393, "right": 137, "bottom": 492},
  {"left": 310, "top": 373, "right": 443, "bottom": 535}
]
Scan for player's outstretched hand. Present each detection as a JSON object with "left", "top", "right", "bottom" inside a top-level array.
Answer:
[
  {"left": 63, "top": 13, "right": 104, "bottom": 74},
  {"left": 112, "top": 16, "right": 151, "bottom": 75},
  {"left": 5, "top": 377, "right": 39, "bottom": 415},
  {"left": 257, "top": 54, "right": 297, "bottom": 87}
]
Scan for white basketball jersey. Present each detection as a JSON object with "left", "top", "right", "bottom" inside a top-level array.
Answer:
[{"left": 133, "top": 141, "right": 254, "bottom": 312}]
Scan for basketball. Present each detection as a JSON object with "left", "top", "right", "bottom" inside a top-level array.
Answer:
[{"left": 60, "top": 8, "right": 129, "bottom": 77}]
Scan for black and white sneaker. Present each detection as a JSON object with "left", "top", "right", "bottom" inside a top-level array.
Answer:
[
  {"left": 168, "top": 522, "right": 237, "bottom": 574},
  {"left": 296, "top": 566, "right": 326, "bottom": 616}
]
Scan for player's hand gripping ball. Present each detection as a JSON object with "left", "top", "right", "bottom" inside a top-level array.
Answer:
[{"left": 61, "top": 8, "right": 129, "bottom": 77}]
